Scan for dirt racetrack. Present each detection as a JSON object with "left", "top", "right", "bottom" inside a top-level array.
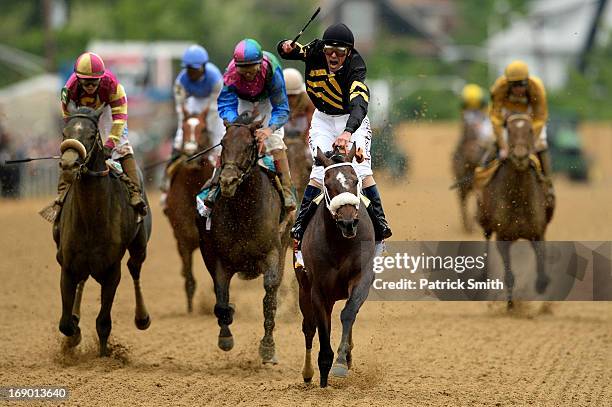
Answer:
[{"left": 1, "top": 122, "right": 610, "bottom": 406}]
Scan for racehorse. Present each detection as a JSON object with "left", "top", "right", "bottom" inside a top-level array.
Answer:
[
  {"left": 196, "top": 114, "right": 291, "bottom": 364},
  {"left": 54, "top": 106, "right": 151, "bottom": 356},
  {"left": 297, "top": 144, "right": 376, "bottom": 387},
  {"left": 285, "top": 128, "right": 312, "bottom": 202},
  {"left": 452, "top": 119, "right": 485, "bottom": 232},
  {"left": 165, "top": 108, "right": 214, "bottom": 312},
  {"left": 478, "top": 114, "right": 551, "bottom": 309}
]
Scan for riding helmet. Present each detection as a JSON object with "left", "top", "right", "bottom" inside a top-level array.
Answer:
[{"left": 322, "top": 23, "right": 354, "bottom": 47}]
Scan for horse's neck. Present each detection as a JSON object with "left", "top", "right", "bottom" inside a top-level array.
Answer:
[
  {"left": 69, "top": 153, "right": 113, "bottom": 220},
  {"left": 497, "top": 162, "right": 539, "bottom": 200}
]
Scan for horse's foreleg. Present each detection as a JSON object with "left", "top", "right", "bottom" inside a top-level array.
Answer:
[
  {"left": 212, "top": 262, "right": 234, "bottom": 351},
  {"left": 96, "top": 265, "right": 121, "bottom": 357},
  {"left": 260, "top": 253, "right": 282, "bottom": 364},
  {"left": 531, "top": 238, "right": 549, "bottom": 294},
  {"left": 332, "top": 273, "right": 371, "bottom": 379},
  {"left": 497, "top": 240, "right": 514, "bottom": 309},
  {"left": 59, "top": 270, "right": 81, "bottom": 347},
  {"left": 296, "top": 269, "right": 316, "bottom": 382},
  {"left": 71, "top": 279, "right": 86, "bottom": 325},
  {"left": 127, "top": 245, "right": 151, "bottom": 330},
  {"left": 459, "top": 188, "right": 472, "bottom": 233},
  {"left": 313, "top": 289, "right": 334, "bottom": 388},
  {"left": 178, "top": 243, "right": 196, "bottom": 313}
]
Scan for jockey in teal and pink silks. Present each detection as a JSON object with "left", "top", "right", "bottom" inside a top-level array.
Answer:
[{"left": 202, "top": 38, "right": 296, "bottom": 213}]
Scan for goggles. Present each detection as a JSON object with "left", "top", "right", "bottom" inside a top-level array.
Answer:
[
  {"left": 323, "top": 45, "right": 348, "bottom": 57},
  {"left": 509, "top": 80, "right": 528, "bottom": 87},
  {"left": 236, "top": 63, "right": 261, "bottom": 75},
  {"left": 78, "top": 78, "right": 101, "bottom": 88}
]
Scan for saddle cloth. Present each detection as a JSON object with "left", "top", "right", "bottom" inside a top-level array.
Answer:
[{"left": 474, "top": 154, "right": 542, "bottom": 189}]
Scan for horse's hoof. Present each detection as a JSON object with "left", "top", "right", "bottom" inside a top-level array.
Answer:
[
  {"left": 218, "top": 335, "right": 234, "bottom": 351},
  {"left": 99, "top": 344, "right": 111, "bottom": 357},
  {"left": 331, "top": 362, "right": 349, "bottom": 378},
  {"left": 259, "top": 342, "right": 277, "bottom": 364},
  {"left": 507, "top": 300, "right": 514, "bottom": 311},
  {"left": 535, "top": 275, "right": 550, "bottom": 294},
  {"left": 64, "top": 328, "right": 81, "bottom": 348},
  {"left": 135, "top": 315, "right": 151, "bottom": 330},
  {"left": 303, "top": 377, "right": 313, "bottom": 383}
]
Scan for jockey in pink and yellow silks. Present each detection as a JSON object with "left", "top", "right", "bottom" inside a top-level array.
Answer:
[{"left": 54, "top": 52, "right": 147, "bottom": 216}]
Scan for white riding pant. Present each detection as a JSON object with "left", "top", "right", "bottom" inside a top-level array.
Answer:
[
  {"left": 236, "top": 98, "right": 286, "bottom": 152},
  {"left": 308, "top": 109, "right": 373, "bottom": 184},
  {"left": 174, "top": 96, "right": 225, "bottom": 150}
]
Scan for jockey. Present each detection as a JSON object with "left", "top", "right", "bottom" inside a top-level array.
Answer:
[
  {"left": 489, "top": 60, "right": 554, "bottom": 205},
  {"left": 278, "top": 23, "right": 392, "bottom": 254},
  {"left": 283, "top": 67, "right": 315, "bottom": 140},
  {"left": 160, "top": 44, "right": 225, "bottom": 207},
  {"left": 57, "top": 51, "right": 147, "bottom": 216},
  {"left": 203, "top": 38, "right": 296, "bottom": 212},
  {"left": 461, "top": 83, "right": 494, "bottom": 147}
]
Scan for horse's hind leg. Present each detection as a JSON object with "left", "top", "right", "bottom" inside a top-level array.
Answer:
[
  {"left": 97, "top": 265, "right": 121, "bottom": 357},
  {"left": 531, "top": 238, "right": 549, "bottom": 294},
  {"left": 178, "top": 243, "right": 196, "bottom": 313},
  {"left": 295, "top": 268, "right": 316, "bottom": 382},
  {"left": 332, "top": 273, "right": 371, "bottom": 379},
  {"left": 260, "top": 252, "right": 283, "bottom": 364},
  {"left": 71, "top": 279, "right": 86, "bottom": 325},
  {"left": 497, "top": 240, "right": 515, "bottom": 310},
  {"left": 128, "top": 235, "right": 151, "bottom": 330},
  {"left": 59, "top": 270, "right": 81, "bottom": 347}
]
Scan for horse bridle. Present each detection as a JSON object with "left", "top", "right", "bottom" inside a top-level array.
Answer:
[
  {"left": 220, "top": 123, "right": 261, "bottom": 184},
  {"left": 323, "top": 162, "right": 362, "bottom": 216},
  {"left": 63, "top": 114, "right": 109, "bottom": 178}
]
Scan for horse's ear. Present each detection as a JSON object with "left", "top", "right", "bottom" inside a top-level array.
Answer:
[
  {"left": 93, "top": 104, "right": 105, "bottom": 120},
  {"left": 223, "top": 119, "right": 231, "bottom": 128},
  {"left": 314, "top": 147, "right": 332, "bottom": 167},
  {"left": 346, "top": 142, "right": 356, "bottom": 162},
  {"left": 66, "top": 102, "right": 77, "bottom": 115},
  {"left": 249, "top": 119, "right": 264, "bottom": 132}
]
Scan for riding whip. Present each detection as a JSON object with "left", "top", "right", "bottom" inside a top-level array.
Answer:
[
  {"left": 4, "top": 156, "right": 60, "bottom": 165},
  {"left": 290, "top": 6, "right": 321, "bottom": 46}
]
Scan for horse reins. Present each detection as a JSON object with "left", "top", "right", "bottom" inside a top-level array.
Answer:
[{"left": 220, "top": 123, "right": 262, "bottom": 184}]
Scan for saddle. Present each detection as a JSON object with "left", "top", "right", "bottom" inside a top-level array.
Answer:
[
  {"left": 474, "top": 154, "right": 543, "bottom": 189},
  {"left": 195, "top": 154, "right": 288, "bottom": 221}
]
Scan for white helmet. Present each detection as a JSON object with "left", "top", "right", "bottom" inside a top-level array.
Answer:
[{"left": 283, "top": 68, "right": 306, "bottom": 95}]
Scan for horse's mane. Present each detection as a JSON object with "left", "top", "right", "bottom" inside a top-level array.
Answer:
[{"left": 233, "top": 112, "right": 256, "bottom": 125}]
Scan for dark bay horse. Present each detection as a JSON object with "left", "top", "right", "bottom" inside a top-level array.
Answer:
[
  {"left": 452, "top": 119, "right": 485, "bottom": 232},
  {"left": 285, "top": 129, "right": 312, "bottom": 202},
  {"left": 165, "top": 108, "right": 214, "bottom": 312},
  {"left": 478, "top": 114, "right": 551, "bottom": 309},
  {"left": 54, "top": 106, "right": 152, "bottom": 356},
  {"left": 197, "top": 115, "right": 291, "bottom": 364},
  {"left": 298, "top": 144, "right": 375, "bottom": 387}
]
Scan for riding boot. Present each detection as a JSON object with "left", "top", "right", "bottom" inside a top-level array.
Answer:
[
  {"left": 537, "top": 149, "right": 555, "bottom": 214},
  {"left": 40, "top": 170, "right": 70, "bottom": 223},
  {"left": 271, "top": 149, "right": 297, "bottom": 211},
  {"left": 291, "top": 184, "right": 322, "bottom": 269},
  {"left": 119, "top": 154, "right": 148, "bottom": 216},
  {"left": 291, "top": 184, "right": 322, "bottom": 243},
  {"left": 203, "top": 165, "right": 222, "bottom": 209},
  {"left": 362, "top": 184, "right": 392, "bottom": 241},
  {"left": 159, "top": 148, "right": 181, "bottom": 210}
]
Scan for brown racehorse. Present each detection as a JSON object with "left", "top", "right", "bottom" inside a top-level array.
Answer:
[
  {"left": 196, "top": 114, "right": 291, "bottom": 364},
  {"left": 285, "top": 129, "right": 312, "bottom": 202},
  {"left": 452, "top": 119, "right": 485, "bottom": 232},
  {"left": 165, "top": 108, "right": 214, "bottom": 313},
  {"left": 54, "top": 106, "right": 151, "bottom": 356},
  {"left": 478, "top": 114, "right": 552, "bottom": 309},
  {"left": 297, "top": 144, "right": 375, "bottom": 387}
]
